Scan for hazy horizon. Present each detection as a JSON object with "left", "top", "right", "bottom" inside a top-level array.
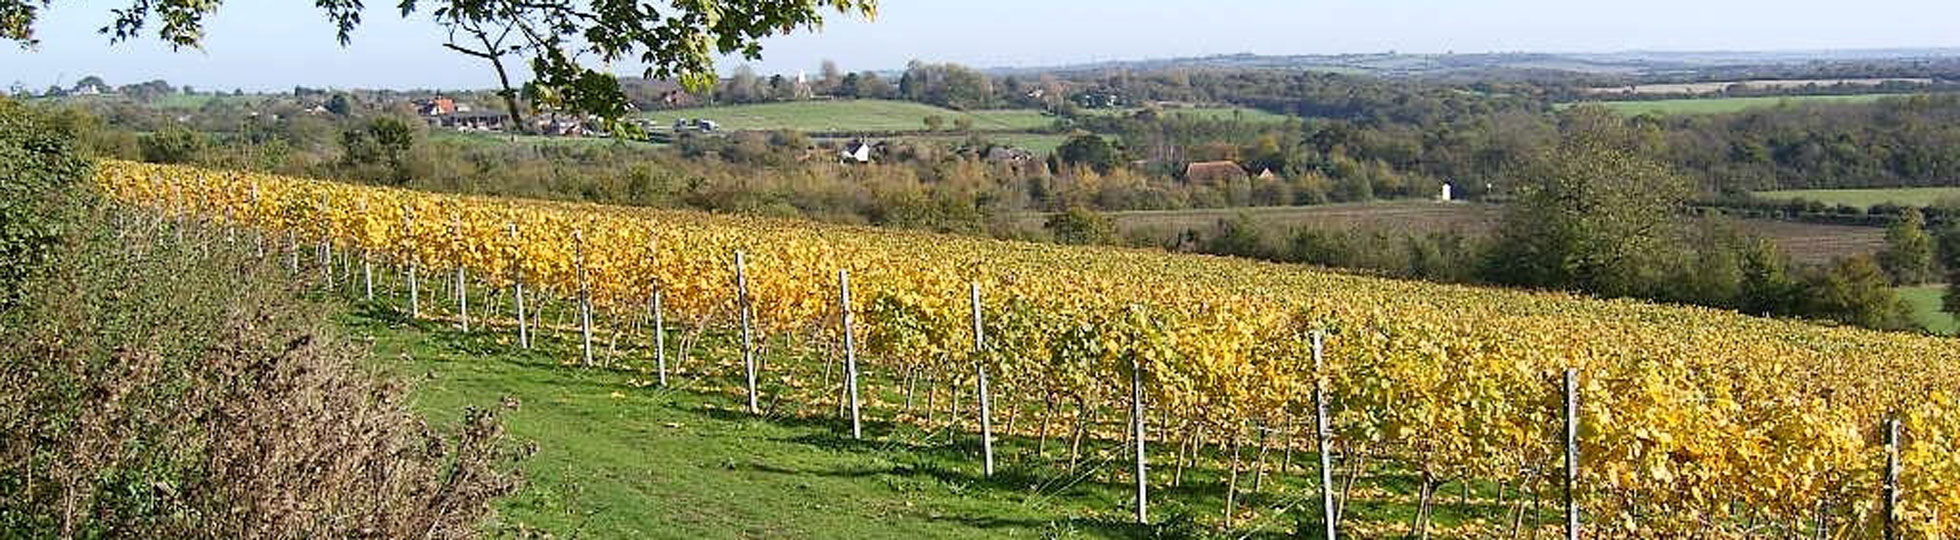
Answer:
[{"left": 5, "top": 0, "right": 1960, "bottom": 92}]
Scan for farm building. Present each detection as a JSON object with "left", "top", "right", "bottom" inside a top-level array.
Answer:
[
  {"left": 417, "top": 97, "right": 458, "bottom": 116},
  {"left": 1184, "top": 161, "right": 1249, "bottom": 184},
  {"left": 840, "top": 141, "right": 876, "bottom": 163},
  {"left": 432, "top": 110, "right": 511, "bottom": 131}
]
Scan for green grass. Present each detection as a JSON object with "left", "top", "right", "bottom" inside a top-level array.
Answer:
[
  {"left": 1084, "top": 106, "right": 1292, "bottom": 124},
  {"left": 332, "top": 281, "right": 1543, "bottom": 538},
  {"left": 1565, "top": 94, "right": 1898, "bottom": 115},
  {"left": 1753, "top": 187, "right": 1960, "bottom": 209},
  {"left": 827, "top": 133, "right": 1076, "bottom": 155},
  {"left": 35, "top": 92, "right": 269, "bottom": 110},
  {"left": 428, "top": 130, "right": 664, "bottom": 149},
  {"left": 640, "top": 100, "right": 1054, "bottom": 133},
  {"left": 1899, "top": 286, "right": 1957, "bottom": 336}
]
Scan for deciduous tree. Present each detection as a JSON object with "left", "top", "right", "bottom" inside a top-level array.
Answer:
[
  {"left": 1481, "top": 134, "right": 1688, "bottom": 298},
  {"left": 1877, "top": 208, "right": 1936, "bottom": 285},
  {"left": 1, "top": 0, "right": 876, "bottom": 133}
]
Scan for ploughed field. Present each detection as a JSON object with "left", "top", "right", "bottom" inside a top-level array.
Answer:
[{"left": 1019, "top": 201, "right": 1887, "bottom": 265}]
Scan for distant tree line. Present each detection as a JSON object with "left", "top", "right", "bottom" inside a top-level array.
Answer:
[{"left": 1080, "top": 128, "right": 1960, "bottom": 333}]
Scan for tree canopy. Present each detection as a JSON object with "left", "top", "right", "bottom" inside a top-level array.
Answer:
[{"left": 1, "top": 0, "right": 876, "bottom": 131}]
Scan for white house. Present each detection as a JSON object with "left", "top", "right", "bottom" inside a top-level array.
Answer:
[{"left": 840, "top": 141, "right": 874, "bottom": 164}]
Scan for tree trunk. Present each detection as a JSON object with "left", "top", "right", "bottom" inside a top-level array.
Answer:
[
  {"left": 1173, "top": 424, "right": 1193, "bottom": 487},
  {"left": 1034, "top": 392, "right": 1055, "bottom": 459},
  {"left": 902, "top": 366, "right": 918, "bottom": 413},
  {"left": 1337, "top": 451, "right": 1367, "bottom": 524},
  {"left": 1224, "top": 424, "right": 1244, "bottom": 529},
  {"left": 1281, "top": 417, "right": 1296, "bottom": 476},
  {"left": 1252, "top": 421, "right": 1271, "bottom": 493},
  {"left": 1067, "top": 397, "right": 1089, "bottom": 471},
  {"left": 1412, "top": 469, "right": 1435, "bottom": 540}
]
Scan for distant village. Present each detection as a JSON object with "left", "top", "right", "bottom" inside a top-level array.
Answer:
[{"left": 24, "top": 73, "right": 1382, "bottom": 186}]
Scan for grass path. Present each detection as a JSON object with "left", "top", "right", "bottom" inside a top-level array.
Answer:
[{"left": 333, "top": 289, "right": 1537, "bottom": 538}]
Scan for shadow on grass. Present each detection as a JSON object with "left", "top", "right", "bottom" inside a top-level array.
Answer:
[{"left": 345, "top": 301, "right": 1507, "bottom": 538}]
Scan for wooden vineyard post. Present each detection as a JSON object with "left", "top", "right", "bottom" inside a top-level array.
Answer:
[
  {"left": 652, "top": 288, "right": 668, "bottom": 387},
  {"left": 840, "top": 270, "right": 862, "bottom": 440},
  {"left": 645, "top": 237, "right": 667, "bottom": 385},
  {"left": 1131, "top": 351, "right": 1148, "bottom": 524},
  {"left": 575, "top": 229, "right": 593, "bottom": 367},
  {"left": 408, "top": 261, "right": 421, "bottom": 318},
  {"left": 362, "top": 249, "right": 374, "bottom": 301},
  {"left": 323, "top": 240, "right": 334, "bottom": 289},
  {"left": 1564, "top": 368, "right": 1580, "bottom": 540},
  {"left": 736, "top": 251, "right": 759, "bottom": 415},
  {"left": 505, "top": 225, "right": 529, "bottom": 350},
  {"left": 249, "top": 184, "right": 265, "bottom": 259},
  {"left": 1226, "top": 422, "right": 1244, "bottom": 528},
  {"left": 405, "top": 210, "right": 420, "bottom": 318},
  {"left": 1884, "top": 418, "right": 1900, "bottom": 540},
  {"left": 451, "top": 216, "right": 466, "bottom": 332},
  {"left": 288, "top": 230, "right": 299, "bottom": 274},
  {"left": 1312, "top": 330, "right": 1338, "bottom": 540},
  {"left": 457, "top": 266, "right": 470, "bottom": 332},
  {"left": 969, "top": 282, "right": 995, "bottom": 478},
  {"left": 508, "top": 224, "right": 529, "bottom": 349}
]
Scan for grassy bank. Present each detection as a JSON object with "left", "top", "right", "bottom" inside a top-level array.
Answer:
[{"left": 342, "top": 290, "right": 1545, "bottom": 538}]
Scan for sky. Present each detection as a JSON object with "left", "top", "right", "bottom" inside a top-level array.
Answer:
[{"left": 4, "top": 0, "right": 1959, "bottom": 92}]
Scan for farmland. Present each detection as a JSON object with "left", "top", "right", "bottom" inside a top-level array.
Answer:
[
  {"left": 1571, "top": 94, "right": 1900, "bottom": 115},
  {"left": 1899, "top": 286, "right": 1958, "bottom": 336},
  {"left": 639, "top": 101, "right": 1281, "bottom": 155},
  {"left": 640, "top": 99, "right": 1054, "bottom": 133},
  {"left": 360, "top": 305, "right": 1498, "bottom": 538},
  {"left": 1754, "top": 186, "right": 1960, "bottom": 209},
  {"left": 429, "top": 129, "right": 664, "bottom": 149},
  {"left": 1084, "top": 105, "right": 1294, "bottom": 124},
  {"left": 103, "top": 161, "right": 1960, "bottom": 537},
  {"left": 1018, "top": 201, "right": 1889, "bottom": 266},
  {"left": 1583, "top": 78, "right": 1934, "bottom": 96}
]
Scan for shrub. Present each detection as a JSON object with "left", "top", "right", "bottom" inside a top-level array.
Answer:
[
  {"left": 1043, "top": 206, "right": 1116, "bottom": 245},
  {"left": 0, "top": 97, "right": 91, "bottom": 307},
  {"left": 0, "top": 207, "right": 526, "bottom": 537}
]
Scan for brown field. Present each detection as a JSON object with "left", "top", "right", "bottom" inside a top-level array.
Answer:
[
  {"left": 1018, "top": 201, "right": 1884, "bottom": 265},
  {"left": 1012, "top": 200, "right": 1498, "bottom": 233},
  {"left": 1737, "top": 219, "right": 1887, "bottom": 265},
  {"left": 1584, "top": 78, "right": 1933, "bottom": 95}
]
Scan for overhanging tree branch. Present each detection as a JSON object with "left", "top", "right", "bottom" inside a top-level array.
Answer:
[{"left": 2, "top": 0, "right": 877, "bottom": 134}]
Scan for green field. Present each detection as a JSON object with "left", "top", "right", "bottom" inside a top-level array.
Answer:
[
  {"left": 1086, "top": 106, "right": 1292, "bottom": 124},
  {"left": 1016, "top": 201, "right": 1887, "bottom": 265},
  {"left": 848, "top": 132, "right": 1077, "bottom": 154},
  {"left": 1567, "top": 94, "right": 1899, "bottom": 115},
  {"left": 641, "top": 100, "right": 1054, "bottom": 133},
  {"left": 1754, "top": 187, "right": 1960, "bottom": 209},
  {"left": 343, "top": 288, "right": 1528, "bottom": 538},
  {"left": 37, "top": 92, "right": 270, "bottom": 110},
  {"left": 1899, "top": 286, "right": 1958, "bottom": 336},
  {"left": 1153, "top": 106, "right": 1291, "bottom": 123},
  {"left": 429, "top": 130, "right": 664, "bottom": 149}
]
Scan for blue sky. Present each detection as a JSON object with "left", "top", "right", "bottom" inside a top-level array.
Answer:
[{"left": 4, "top": 0, "right": 1958, "bottom": 91}]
